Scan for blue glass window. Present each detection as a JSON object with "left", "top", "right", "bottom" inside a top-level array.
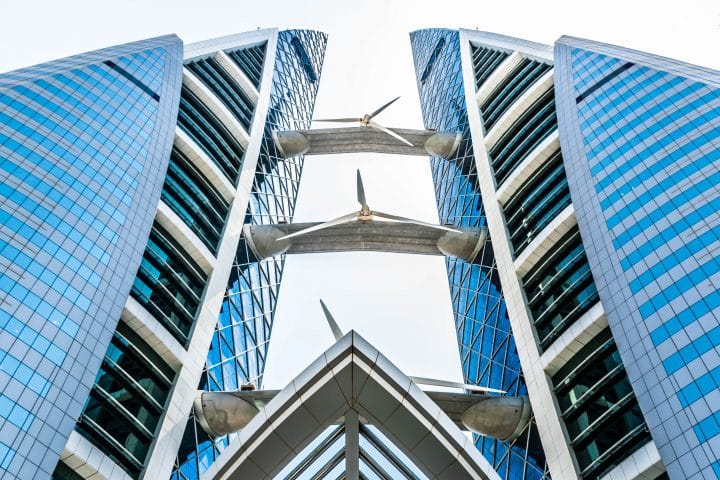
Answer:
[
  {"left": 0, "top": 38, "right": 179, "bottom": 478},
  {"left": 420, "top": 37, "right": 446, "bottom": 83},
  {"left": 77, "top": 321, "right": 176, "bottom": 478},
  {"left": 503, "top": 150, "right": 571, "bottom": 256},
  {"left": 177, "top": 85, "right": 245, "bottom": 184},
  {"left": 489, "top": 88, "right": 557, "bottom": 186},
  {"left": 481, "top": 58, "right": 552, "bottom": 131},
  {"left": 225, "top": 43, "right": 267, "bottom": 89},
  {"left": 552, "top": 328, "right": 649, "bottom": 478},
  {"left": 130, "top": 223, "right": 208, "bottom": 345},
  {"left": 186, "top": 57, "right": 255, "bottom": 130},
  {"left": 470, "top": 44, "right": 509, "bottom": 90},
  {"left": 161, "top": 147, "right": 230, "bottom": 253},
  {"left": 523, "top": 227, "right": 599, "bottom": 350},
  {"left": 290, "top": 36, "right": 318, "bottom": 83}
]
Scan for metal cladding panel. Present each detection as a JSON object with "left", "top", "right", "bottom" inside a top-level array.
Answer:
[
  {"left": 172, "top": 29, "right": 327, "bottom": 480},
  {"left": 0, "top": 35, "right": 182, "bottom": 479},
  {"left": 555, "top": 36, "right": 720, "bottom": 480},
  {"left": 410, "top": 28, "right": 549, "bottom": 480}
]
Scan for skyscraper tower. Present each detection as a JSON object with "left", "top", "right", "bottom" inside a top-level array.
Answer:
[
  {"left": 171, "top": 29, "right": 327, "bottom": 480},
  {"left": 412, "top": 27, "right": 720, "bottom": 480},
  {"left": 0, "top": 28, "right": 327, "bottom": 480},
  {"left": 65, "top": 29, "right": 326, "bottom": 480},
  {"left": 410, "top": 28, "right": 550, "bottom": 480},
  {"left": 5, "top": 23, "right": 720, "bottom": 480},
  {"left": 0, "top": 35, "right": 183, "bottom": 480},
  {"left": 555, "top": 36, "right": 720, "bottom": 480}
]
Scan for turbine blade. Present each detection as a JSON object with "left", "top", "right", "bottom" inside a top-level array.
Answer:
[
  {"left": 371, "top": 210, "right": 461, "bottom": 233},
  {"left": 313, "top": 117, "right": 362, "bottom": 123},
  {"left": 319, "top": 299, "right": 343, "bottom": 341},
  {"left": 368, "top": 96, "right": 401, "bottom": 119},
  {"left": 368, "top": 120, "right": 414, "bottom": 147},
  {"left": 356, "top": 169, "right": 367, "bottom": 207},
  {"left": 409, "top": 376, "right": 506, "bottom": 394},
  {"left": 275, "top": 213, "right": 359, "bottom": 241}
]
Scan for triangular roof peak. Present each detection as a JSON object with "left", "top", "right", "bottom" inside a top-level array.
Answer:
[{"left": 203, "top": 330, "right": 501, "bottom": 480}]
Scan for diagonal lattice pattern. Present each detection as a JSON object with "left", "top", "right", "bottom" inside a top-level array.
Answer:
[
  {"left": 410, "top": 28, "right": 549, "bottom": 480},
  {"left": 172, "top": 30, "right": 327, "bottom": 480}
]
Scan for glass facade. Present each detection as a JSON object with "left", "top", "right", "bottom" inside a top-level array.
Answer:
[
  {"left": 471, "top": 44, "right": 510, "bottom": 90},
  {"left": 172, "top": 29, "right": 327, "bottom": 480},
  {"left": 481, "top": 59, "right": 553, "bottom": 131},
  {"left": 76, "top": 321, "right": 176, "bottom": 478},
  {"left": 454, "top": 32, "right": 654, "bottom": 479},
  {"left": 488, "top": 88, "right": 557, "bottom": 186},
  {"left": 551, "top": 328, "right": 649, "bottom": 479},
  {"left": 226, "top": 43, "right": 266, "bottom": 88},
  {"left": 177, "top": 84, "right": 245, "bottom": 184},
  {"left": 503, "top": 149, "right": 571, "bottom": 255},
  {"left": 556, "top": 39, "right": 720, "bottom": 479},
  {"left": 186, "top": 56, "right": 256, "bottom": 130},
  {"left": 161, "top": 146, "right": 230, "bottom": 253},
  {"left": 411, "top": 28, "right": 549, "bottom": 480},
  {"left": 0, "top": 36, "right": 182, "bottom": 479},
  {"left": 130, "top": 222, "right": 209, "bottom": 345},
  {"left": 522, "top": 227, "right": 599, "bottom": 350}
]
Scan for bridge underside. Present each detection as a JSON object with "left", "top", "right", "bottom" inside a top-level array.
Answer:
[
  {"left": 243, "top": 221, "right": 486, "bottom": 261},
  {"left": 273, "top": 127, "right": 461, "bottom": 157}
]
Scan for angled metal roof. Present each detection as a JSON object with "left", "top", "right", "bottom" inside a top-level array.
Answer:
[{"left": 202, "top": 331, "right": 502, "bottom": 480}]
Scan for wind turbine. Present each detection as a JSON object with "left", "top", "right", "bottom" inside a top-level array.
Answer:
[
  {"left": 276, "top": 170, "right": 460, "bottom": 242},
  {"left": 314, "top": 96, "right": 414, "bottom": 147},
  {"left": 318, "top": 299, "right": 506, "bottom": 395}
]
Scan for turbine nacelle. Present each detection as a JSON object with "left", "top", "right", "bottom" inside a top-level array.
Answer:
[
  {"left": 314, "top": 96, "right": 414, "bottom": 147},
  {"left": 194, "top": 390, "right": 272, "bottom": 438},
  {"left": 276, "top": 170, "right": 460, "bottom": 242},
  {"left": 437, "top": 227, "right": 487, "bottom": 260},
  {"left": 272, "top": 130, "right": 310, "bottom": 157},
  {"left": 460, "top": 395, "right": 532, "bottom": 442},
  {"left": 424, "top": 130, "right": 462, "bottom": 158},
  {"left": 194, "top": 388, "right": 531, "bottom": 442}
]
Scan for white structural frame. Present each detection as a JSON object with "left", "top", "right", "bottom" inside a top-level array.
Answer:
[
  {"left": 458, "top": 29, "right": 661, "bottom": 480},
  {"left": 60, "top": 28, "right": 281, "bottom": 480}
]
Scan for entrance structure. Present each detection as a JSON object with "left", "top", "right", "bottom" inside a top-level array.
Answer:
[{"left": 201, "top": 331, "right": 505, "bottom": 480}]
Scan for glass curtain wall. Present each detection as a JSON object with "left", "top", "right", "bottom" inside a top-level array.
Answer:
[
  {"left": 172, "top": 30, "right": 327, "bottom": 480},
  {"left": 410, "top": 28, "right": 549, "bottom": 480}
]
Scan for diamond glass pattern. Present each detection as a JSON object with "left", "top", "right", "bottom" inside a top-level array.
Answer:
[
  {"left": 172, "top": 30, "right": 327, "bottom": 480},
  {"left": 410, "top": 28, "right": 549, "bottom": 480}
]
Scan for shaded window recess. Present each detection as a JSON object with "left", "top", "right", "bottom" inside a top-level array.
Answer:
[
  {"left": 471, "top": 44, "right": 509, "bottom": 90},
  {"left": 226, "top": 42, "right": 267, "bottom": 88},
  {"left": 576, "top": 62, "right": 634, "bottom": 103},
  {"left": 421, "top": 37, "right": 446, "bottom": 83},
  {"left": 104, "top": 60, "right": 160, "bottom": 101},
  {"left": 291, "top": 37, "right": 317, "bottom": 82}
]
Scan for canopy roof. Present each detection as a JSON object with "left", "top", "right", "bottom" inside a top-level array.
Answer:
[{"left": 203, "top": 331, "right": 501, "bottom": 480}]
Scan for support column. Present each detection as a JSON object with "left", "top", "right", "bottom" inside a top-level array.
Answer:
[{"left": 345, "top": 409, "right": 360, "bottom": 480}]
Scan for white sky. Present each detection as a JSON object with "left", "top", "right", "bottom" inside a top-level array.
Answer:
[{"left": 2, "top": 0, "right": 719, "bottom": 389}]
